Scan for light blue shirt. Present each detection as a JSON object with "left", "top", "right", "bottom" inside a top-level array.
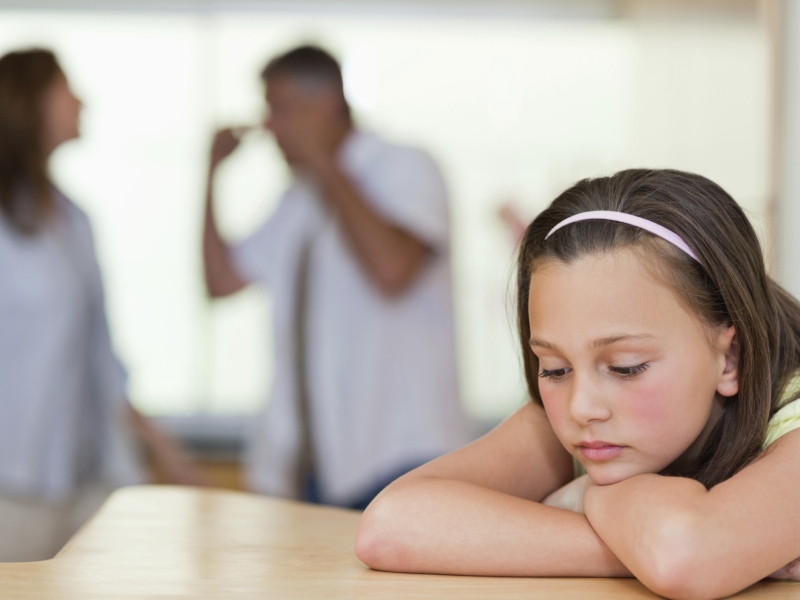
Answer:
[{"left": 0, "top": 192, "right": 143, "bottom": 500}]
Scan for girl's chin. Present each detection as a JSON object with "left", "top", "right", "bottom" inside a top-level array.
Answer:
[{"left": 584, "top": 464, "right": 649, "bottom": 486}]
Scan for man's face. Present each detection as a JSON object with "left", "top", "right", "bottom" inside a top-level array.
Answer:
[{"left": 263, "top": 75, "right": 332, "bottom": 165}]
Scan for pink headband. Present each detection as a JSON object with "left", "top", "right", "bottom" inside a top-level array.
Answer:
[{"left": 545, "top": 210, "right": 699, "bottom": 263}]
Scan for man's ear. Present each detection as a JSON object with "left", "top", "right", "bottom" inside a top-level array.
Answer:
[
  {"left": 717, "top": 325, "right": 738, "bottom": 397},
  {"left": 320, "top": 88, "right": 350, "bottom": 121}
]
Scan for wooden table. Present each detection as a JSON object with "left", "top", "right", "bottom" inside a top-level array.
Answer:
[{"left": 0, "top": 485, "right": 798, "bottom": 599}]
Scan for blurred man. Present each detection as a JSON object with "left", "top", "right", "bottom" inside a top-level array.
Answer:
[{"left": 203, "top": 45, "right": 470, "bottom": 509}]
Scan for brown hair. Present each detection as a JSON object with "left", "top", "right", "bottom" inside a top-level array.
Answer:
[
  {"left": 517, "top": 169, "right": 800, "bottom": 488},
  {"left": 0, "top": 48, "right": 63, "bottom": 234},
  {"left": 261, "top": 44, "right": 351, "bottom": 121}
]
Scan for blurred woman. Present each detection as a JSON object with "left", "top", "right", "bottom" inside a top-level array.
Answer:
[{"left": 0, "top": 48, "right": 206, "bottom": 562}]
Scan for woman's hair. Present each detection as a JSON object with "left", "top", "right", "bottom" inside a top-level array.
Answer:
[
  {"left": 517, "top": 168, "right": 800, "bottom": 488},
  {"left": 0, "top": 48, "right": 63, "bottom": 233}
]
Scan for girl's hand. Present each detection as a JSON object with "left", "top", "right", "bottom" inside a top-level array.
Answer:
[
  {"left": 542, "top": 473, "right": 594, "bottom": 514},
  {"left": 768, "top": 558, "right": 800, "bottom": 580}
]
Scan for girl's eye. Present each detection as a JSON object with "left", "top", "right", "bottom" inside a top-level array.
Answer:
[
  {"left": 609, "top": 363, "right": 650, "bottom": 378},
  {"left": 538, "top": 367, "right": 571, "bottom": 382}
]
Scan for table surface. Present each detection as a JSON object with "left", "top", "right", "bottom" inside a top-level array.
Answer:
[{"left": 0, "top": 485, "right": 798, "bottom": 599}]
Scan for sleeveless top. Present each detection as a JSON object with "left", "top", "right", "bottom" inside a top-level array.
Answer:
[{"left": 764, "top": 375, "right": 800, "bottom": 448}]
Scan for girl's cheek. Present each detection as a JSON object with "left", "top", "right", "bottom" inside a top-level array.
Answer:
[
  {"left": 624, "top": 377, "right": 672, "bottom": 424},
  {"left": 540, "top": 391, "right": 572, "bottom": 436}
]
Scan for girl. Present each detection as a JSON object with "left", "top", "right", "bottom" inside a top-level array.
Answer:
[
  {"left": 0, "top": 48, "right": 207, "bottom": 562},
  {"left": 356, "top": 169, "right": 800, "bottom": 600}
]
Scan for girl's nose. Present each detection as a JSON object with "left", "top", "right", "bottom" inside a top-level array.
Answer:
[{"left": 568, "top": 374, "right": 612, "bottom": 425}]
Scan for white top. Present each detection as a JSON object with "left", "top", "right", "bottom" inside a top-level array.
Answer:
[
  {"left": 0, "top": 192, "right": 143, "bottom": 501},
  {"left": 233, "top": 131, "right": 471, "bottom": 505}
]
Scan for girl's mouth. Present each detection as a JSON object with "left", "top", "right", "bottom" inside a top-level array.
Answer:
[{"left": 577, "top": 441, "right": 625, "bottom": 461}]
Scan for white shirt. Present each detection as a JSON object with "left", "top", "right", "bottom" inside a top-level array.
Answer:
[
  {"left": 0, "top": 192, "right": 143, "bottom": 501},
  {"left": 233, "top": 131, "right": 471, "bottom": 505}
]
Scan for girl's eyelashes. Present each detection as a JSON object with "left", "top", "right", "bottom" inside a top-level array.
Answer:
[
  {"left": 538, "top": 363, "right": 650, "bottom": 381},
  {"left": 608, "top": 362, "right": 650, "bottom": 378},
  {"left": 538, "top": 367, "right": 570, "bottom": 381}
]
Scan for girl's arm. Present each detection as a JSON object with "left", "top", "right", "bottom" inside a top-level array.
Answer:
[
  {"left": 584, "top": 429, "right": 800, "bottom": 600},
  {"left": 355, "top": 403, "right": 630, "bottom": 577}
]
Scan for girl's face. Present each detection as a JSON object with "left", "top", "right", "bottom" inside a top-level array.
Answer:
[
  {"left": 40, "top": 73, "right": 82, "bottom": 156},
  {"left": 528, "top": 248, "right": 738, "bottom": 486}
]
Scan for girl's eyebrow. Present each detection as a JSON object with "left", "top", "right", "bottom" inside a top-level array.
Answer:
[
  {"left": 590, "top": 334, "right": 655, "bottom": 349},
  {"left": 529, "top": 338, "right": 560, "bottom": 352},
  {"left": 529, "top": 334, "right": 655, "bottom": 352}
]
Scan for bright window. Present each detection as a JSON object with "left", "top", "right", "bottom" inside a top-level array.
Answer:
[{"left": 0, "top": 4, "right": 770, "bottom": 420}]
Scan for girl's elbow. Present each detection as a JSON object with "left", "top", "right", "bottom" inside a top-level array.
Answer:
[
  {"left": 636, "top": 516, "right": 731, "bottom": 600},
  {"left": 355, "top": 495, "right": 411, "bottom": 572},
  {"left": 642, "top": 566, "right": 716, "bottom": 600},
  {"left": 644, "top": 566, "right": 751, "bottom": 600},
  {"left": 354, "top": 509, "right": 388, "bottom": 569}
]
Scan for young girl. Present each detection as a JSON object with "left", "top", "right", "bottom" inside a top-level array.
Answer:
[{"left": 356, "top": 169, "right": 800, "bottom": 600}]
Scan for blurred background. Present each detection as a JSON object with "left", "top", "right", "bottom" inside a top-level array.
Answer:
[{"left": 0, "top": 0, "right": 791, "bottom": 485}]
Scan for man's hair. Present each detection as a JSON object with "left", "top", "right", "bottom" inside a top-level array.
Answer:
[
  {"left": 516, "top": 168, "right": 800, "bottom": 489},
  {"left": 261, "top": 45, "right": 350, "bottom": 119}
]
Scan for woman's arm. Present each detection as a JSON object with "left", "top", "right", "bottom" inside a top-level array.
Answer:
[
  {"left": 584, "top": 429, "right": 800, "bottom": 600},
  {"left": 127, "top": 405, "right": 211, "bottom": 487},
  {"left": 355, "top": 403, "right": 630, "bottom": 577}
]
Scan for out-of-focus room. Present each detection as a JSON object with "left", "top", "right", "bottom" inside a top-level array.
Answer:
[{"left": 1, "top": 0, "right": 797, "bottom": 570}]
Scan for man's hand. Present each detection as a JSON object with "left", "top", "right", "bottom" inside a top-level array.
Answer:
[
  {"left": 202, "top": 127, "right": 250, "bottom": 298},
  {"left": 273, "top": 108, "right": 341, "bottom": 172},
  {"left": 542, "top": 473, "right": 594, "bottom": 514},
  {"left": 209, "top": 127, "right": 247, "bottom": 170}
]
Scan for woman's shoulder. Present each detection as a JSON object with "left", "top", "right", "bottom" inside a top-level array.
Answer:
[
  {"left": 54, "top": 188, "right": 88, "bottom": 223},
  {"left": 53, "top": 189, "right": 97, "bottom": 242}
]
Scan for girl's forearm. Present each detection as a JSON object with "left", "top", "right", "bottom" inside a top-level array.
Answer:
[
  {"left": 584, "top": 474, "right": 730, "bottom": 599},
  {"left": 356, "top": 476, "right": 630, "bottom": 577}
]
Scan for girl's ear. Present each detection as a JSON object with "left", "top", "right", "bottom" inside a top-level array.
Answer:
[{"left": 717, "top": 325, "right": 738, "bottom": 397}]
